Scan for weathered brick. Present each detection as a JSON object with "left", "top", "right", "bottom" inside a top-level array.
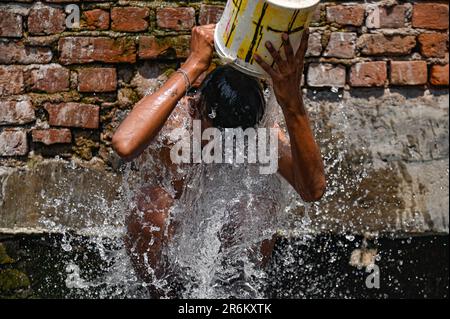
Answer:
[
  {"left": 326, "top": 5, "right": 365, "bottom": 26},
  {"left": 139, "top": 35, "right": 191, "bottom": 59},
  {"left": 0, "top": 129, "right": 28, "bottom": 156},
  {"left": 358, "top": 34, "right": 416, "bottom": 56},
  {"left": 111, "top": 7, "right": 149, "bottom": 32},
  {"left": 58, "top": 37, "right": 136, "bottom": 65},
  {"left": 78, "top": 68, "right": 117, "bottom": 92},
  {"left": 305, "top": 32, "right": 322, "bottom": 57},
  {"left": 0, "top": 99, "right": 35, "bottom": 125},
  {"left": 42, "top": 0, "right": 80, "bottom": 2},
  {"left": 418, "top": 33, "right": 448, "bottom": 58},
  {"left": 412, "top": 3, "right": 449, "bottom": 30},
  {"left": 199, "top": 5, "right": 224, "bottom": 25},
  {"left": 44, "top": 103, "right": 99, "bottom": 129},
  {"left": 98, "top": 37, "right": 138, "bottom": 62},
  {"left": 390, "top": 61, "right": 428, "bottom": 86},
  {"left": 83, "top": 9, "right": 109, "bottom": 30},
  {"left": 310, "top": 5, "right": 323, "bottom": 24},
  {"left": 324, "top": 32, "right": 357, "bottom": 59},
  {"left": 0, "top": 66, "right": 24, "bottom": 96},
  {"left": 29, "top": 64, "right": 70, "bottom": 93},
  {"left": 0, "top": 10, "right": 23, "bottom": 37},
  {"left": 349, "top": 62, "right": 387, "bottom": 87},
  {"left": 430, "top": 64, "right": 449, "bottom": 86},
  {"left": 0, "top": 42, "right": 53, "bottom": 64},
  {"left": 28, "top": 4, "right": 66, "bottom": 35},
  {"left": 156, "top": 7, "right": 196, "bottom": 31},
  {"left": 32, "top": 128, "right": 72, "bottom": 145},
  {"left": 307, "top": 63, "right": 346, "bottom": 88},
  {"left": 366, "top": 5, "right": 407, "bottom": 29}
]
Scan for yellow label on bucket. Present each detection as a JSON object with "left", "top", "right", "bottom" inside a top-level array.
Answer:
[
  {"left": 237, "top": 4, "right": 311, "bottom": 64},
  {"left": 222, "top": 0, "right": 250, "bottom": 48},
  {"left": 215, "top": 0, "right": 320, "bottom": 78},
  {"left": 236, "top": 1, "right": 270, "bottom": 63}
]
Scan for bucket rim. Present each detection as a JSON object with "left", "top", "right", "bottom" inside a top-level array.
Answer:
[{"left": 266, "top": 0, "right": 321, "bottom": 10}]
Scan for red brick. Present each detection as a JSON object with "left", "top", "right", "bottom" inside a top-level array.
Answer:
[
  {"left": 83, "top": 9, "right": 109, "bottom": 30},
  {"left": 0, "top": 129, "right": 28, "bottom": 156},
  {"left": 156, "top": 7, "right": 196, "bottom": 31},
  {"left": 44, "top": 103, "right": 99, "bottom": 129},
  {"left": 418, "top": 33, "right": 448, "bottom": 58},
  {"left": 366, "top": 5, "right": 407, "bottom": 29},
  {"left": 32, "top": 128, "right": 72, "bottom": 145},
  {"left": 390, "top": 61, "right": 428, "bottom": 86},
  {"left": 43, "top": 0, "right": 80, "bottom": 2},
  {"left": 326, "top": 5, "right": 365, "bottom": 26},
  {"left": 311, "top": 5, "right": 323, "bottom": 24},
  {"left": 28, "top": 5, "right": 66, "bottom": 35},
  {"left": 111, "top": 7, "right": 149, "bottom": 32},
  {"left": 0, "top": 99, "right": 35, "bottom": 125},
  {"left": 358, "top": 34, "right": 416, "bottom": 56},
  {"left": 139, "top": 35, "right": 191, "bottom": 59},
  {"left": 29, "top": 64, "right": 70, "bottom": 93},
  {"left": 307, "top": 63, "right": 346, "bottom": 88},
  {"left": 199, "top": 5, "right": 224, "bottom": 25},
  {"left": 305, "top": 32, "right": 322, "bottom": 57},
  {"left": 92, "top": 38, "right": 136, "bottom": 64},
  {"left": 412, "top": 3, "right": 449, "bottom": 30},
  {"left": 58, "top": 37, "right": 136, "bottom": 65},
  {"left": 430, "top": 64, "right": 449, "bottom": 86},
  {"left": 0, "top": 10, "right": 23, "bottom": 37},
  {"left": 324, "top": 32, "right": 357, "bottom": 59},
  {"left": 0, "top": 42, "right": 53, "bottom": 64},
  {"left": 0, "top": 66, "right": 24, "bottom": 96},
  {"left": 78, "top": 68, "right": 117, "bottom": 92},
  {"left": 349, "top": 62, "right": 387, "bottom": 87}
]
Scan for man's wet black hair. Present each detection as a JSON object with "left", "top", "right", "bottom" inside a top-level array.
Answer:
[{"left": 198, "top": 65, "right": 266, "bottom": 129}]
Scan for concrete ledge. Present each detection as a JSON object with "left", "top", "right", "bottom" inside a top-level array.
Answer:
[{"left": 0, "top": 160, "right": 123, "bottom": 236}]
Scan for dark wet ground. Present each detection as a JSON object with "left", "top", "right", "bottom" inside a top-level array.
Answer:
[
  {"left": 267, "top": 234, "right": 448, "bottom": 299},
  {"left": 0, "top": 233, "right": 448, "bottom": 299}
]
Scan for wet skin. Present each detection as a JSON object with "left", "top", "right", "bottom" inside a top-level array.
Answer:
[{"left": 113, "top": 25, "right": 326, "bottom": 286}]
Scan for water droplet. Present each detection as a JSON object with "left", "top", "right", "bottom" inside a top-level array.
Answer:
[
  {"left": 208, "top": 108, "right": 217, "bottom": 119},
  {"left": 62, "top": 243, "right": 72, "bottom": 252},
  {"left": 345, "top": 234, "right": 355, "bottom": 242}
]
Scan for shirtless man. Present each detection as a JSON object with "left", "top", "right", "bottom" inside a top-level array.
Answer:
[{"left": 112, "top": 24, "right": 326, "bottom": 296}]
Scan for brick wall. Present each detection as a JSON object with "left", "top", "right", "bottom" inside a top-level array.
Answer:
[{"left": 0, "top": 1, "right": 448, "bottom": 165}]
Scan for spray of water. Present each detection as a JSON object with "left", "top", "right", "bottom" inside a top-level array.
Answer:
[{"left": 35, "top": 86, "right": 380, "bottom": 299}]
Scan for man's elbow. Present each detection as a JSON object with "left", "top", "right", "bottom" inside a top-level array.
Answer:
[
  {"left": 299, "top": 178, "right": 326, "bottom": 203},
  {"left": 112, "top": 134, "right": 135, "bottom": 161}
]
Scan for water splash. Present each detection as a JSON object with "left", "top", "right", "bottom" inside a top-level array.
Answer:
[{"left": 33, "top": 85, "right": 383, "bottom": 299}]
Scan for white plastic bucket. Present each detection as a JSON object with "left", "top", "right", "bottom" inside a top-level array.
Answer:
[{"left": 214, "top": 0, "right": 320, "bottom": 78}]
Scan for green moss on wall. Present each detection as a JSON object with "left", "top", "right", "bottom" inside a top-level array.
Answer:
[{"left": 0, "top": 269, "right": 30, "bottom": 293}]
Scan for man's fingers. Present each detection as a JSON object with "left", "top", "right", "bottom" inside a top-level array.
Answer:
[
  {"left": 295, "top": 29, "right": 310, "bottom": 64},
  {"left": 199, "top": 25, "right": 215, "bottom": 43},
  {"left": 282, "top": 33, "right": 295, "bottom": 64},
  {"left": 203, "top": 24, "right": 216, "bottom": 30},
  {"left": 265, "top": 41, "right": 284, "bottom": 68},
  {"left": 254, "top": 54, "right": 277, "bottom": 78}
]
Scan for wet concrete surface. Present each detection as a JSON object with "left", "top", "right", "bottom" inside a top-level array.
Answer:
[
  {"left": 267, "top": 234, "right": 448, "bottom": 299},
  {"left": 0, "top": 233, "right": 448, "bottom": 299}
]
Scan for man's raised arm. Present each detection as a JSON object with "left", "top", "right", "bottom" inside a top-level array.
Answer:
[
  {"left": 112, "top": 25, "right": 215, "bottom": 161},
  {"left": 255, "top": 30, "right": 326, "bottom": 202}
]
